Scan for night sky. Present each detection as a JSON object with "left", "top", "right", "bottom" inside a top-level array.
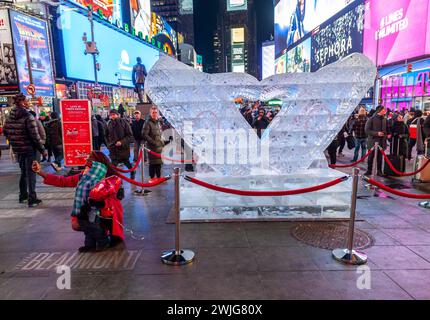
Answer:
[{"left": 193, "top": 0, "right": 274, "bottom": 73}]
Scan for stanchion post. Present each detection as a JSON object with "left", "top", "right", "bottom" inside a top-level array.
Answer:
[
  {"left": 371, "top": 142, "right": 379, "bottom": 182},
  {"left": 161, "top": 167, "right": 195, "bottom": 265},
  {"left": 332, "top": 167, "right": 368, "bottom": 265},
  {"left": 133, "top": 146, "right": 151, "bottom": 196}
]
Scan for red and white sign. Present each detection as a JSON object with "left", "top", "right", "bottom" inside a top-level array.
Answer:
[
  {"left": 60, "top": 99, "right": 93, "bottom": 167},
  {"left": 26, "top": 84, "right": 36, "bottom": 95}
]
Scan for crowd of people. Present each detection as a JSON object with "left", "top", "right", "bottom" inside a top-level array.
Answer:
[
  {"left": 238, "top": 99, "right": 279, "bottom": 138},
  {"left": 327, "top": 105, "right": 430, "bottom": 176}
]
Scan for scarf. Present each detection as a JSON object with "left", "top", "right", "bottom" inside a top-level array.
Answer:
[{"left": 71, "top": 161, "right": 107, "bottom": 217}]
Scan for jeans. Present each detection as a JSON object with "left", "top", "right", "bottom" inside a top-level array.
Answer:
[
  {"left": 353, "top": 138, "right": 367, "bottom": 161},
  {"left": 78, "top": 217, "right": 110, "bottom": 248},
  {"left": 17, "top": 152, "right": 37, "bottom": 202},
  {"left": 52, "top": 145, "right": 63, "bottom": 166}
]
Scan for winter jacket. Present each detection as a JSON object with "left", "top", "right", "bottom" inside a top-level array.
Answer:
[
  {"left": 390, "top": 121, "right": 409, "bottom": 157},
  {"left": 131, "top": 119, "right": 145, "bottom": 141},
  {"left": 143, "top": 117, "right": 164, "bottom": 165},
  {"left": 106, "top": 118, "right": 133, "bottom": 161},
  {"left": 35, "top": 119, "right": 46, "bottom": 145},
  {"left": 365, "top": 114, "right": 389, "bottom": 149},
  {"left": 252, "top": 116, "right": 270, "bottom": 138},
  {"left": 45, "top": 118, "right": 62, "bottom": 146},
  {"left": 43, "top": 173, "right": 124, "bottom": 241},
  {"left": 3, "top": 106, "right": 45, "bottom": 155},
  {"left": 352, "top": 116, "right": 367, "bottom": 138}
]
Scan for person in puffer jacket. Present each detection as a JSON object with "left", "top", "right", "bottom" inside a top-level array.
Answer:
[{"left": 3, "top": 93, "right": 47, "bottom": 207}]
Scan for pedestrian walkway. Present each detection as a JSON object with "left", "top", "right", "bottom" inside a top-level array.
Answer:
[{"left": 1, "top": 148, "right": 430, "bottom": 300}]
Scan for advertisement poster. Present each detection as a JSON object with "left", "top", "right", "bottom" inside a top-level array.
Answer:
[
  {"left": 59, "top": 6, "right": 159, "bottom": 87},
  {"left": 287, "top": 37, "right": 311, "bottom": 73},
  {"left": 311, "top": 1, "right": 365, "bottom": 71},
  {"left": 70, "top": 0, "right": 122, "bottom": 25},
  {"left": 0, "top": 9, "right": 19, "bottom": 94},
  {"left": 274, "top": 0, "right": 354, "bottom": 59},
  {"left": 130, "top": 0, "right": 151, "bottom": 40},
  {"left": 363, "top": 0, "right": 430, "bottom": 66},
  {"left": 262, "top": 43, "right": 275, "bottom": 79},
  {"left": 60, "top": 99, "right": 92, "bottom": 167},
  {"left": 9, "top": 10, "right": 54, "bottom": 97}
]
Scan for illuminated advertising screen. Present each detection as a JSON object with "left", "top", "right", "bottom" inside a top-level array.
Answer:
[
  {"left": 180, "top": 0, "right": 194, "bottom": 14},
  {"left": 9, "top": 10, "right": 54, "bottom": 96},
  {"left": 130, "top": 0, "right": 151, "bottom": 40},
  {"left": 0, "top": 9, "right": 19, "bottom": 94},
  {"left": 150, "top": 12, "right": 178, "bottom": 55},
  {"left": 311, "top": 1, "right": 365, "bottom": 71},
  {"left": 262, "top": 42, "right": 275, "bottom": 79},
  {"left": 274, "top": 0, "right": 354, "bottom": 59},
  {"left": 275, "top": 53, "right": 287, "bottom": 74},
  {"left": 69, "top": 0, "right": 123, "bottom": 25},
  {"left": 287, "top": 37, "right": 311, "bottom": 73},
  {"left": 363, "top": 0, "right": 430, "bottom": 66},
  {"left": 227, "top": 0, "right": 248, "bottom": 11},
  {"left": 231, "top": 27, "right": 245, "bottom": 73},
  {"left": 59, "top": 6, "right": 159, "bottom": 87}
]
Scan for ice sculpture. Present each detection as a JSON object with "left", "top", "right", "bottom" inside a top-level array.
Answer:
[{"left": 145, "top": 53, "right": 376, "bottom": 221}]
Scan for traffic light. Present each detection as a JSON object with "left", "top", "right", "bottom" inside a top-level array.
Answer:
[{"left": 407, "top": 64, "right": 413, "bottom": 73}]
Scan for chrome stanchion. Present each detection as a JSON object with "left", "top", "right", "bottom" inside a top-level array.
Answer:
[
  {"left": 161, "top": 167, "right": 195, "bottom": 265},
  {"left": 133, "top": 146, "right": 151, "bottom": 196},
  {"left": 333, "top": 167, "right": 368, "bottom": 265}
]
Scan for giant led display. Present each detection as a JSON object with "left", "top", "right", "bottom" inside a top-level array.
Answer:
[
  {"left": 311, "top": 1, "right": 365, "bottom": 71},
  {"left": 10, "top": 10, "right": 54, "bottom": 96},
  {"left": 227, "top": 0, "right": 248, "bottom": 11},
  {"left": 287, "top": 37, "right": 311, "bottom": 73},
  {"left": 130, "top": 0, "right": 151, "bottom": 40},
  {"left": 0, "top": 9, "right": 19, "bottom": 94},
  {"left": 70, "top": 0, "right": 123, "bottom": 25},
  {"left": 363, "top": 0, "right": 430, "bottom": 66},
  {"left": 59, "top": 6, "right": 159, "bottom": 87},
  {"left": 275, "top": 0, "right": 355, "bottom": 59}
]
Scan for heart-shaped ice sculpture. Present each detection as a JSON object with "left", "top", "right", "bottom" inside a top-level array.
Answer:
[{"left": 145, "top": 53, "right": 376, "bottom": 177}]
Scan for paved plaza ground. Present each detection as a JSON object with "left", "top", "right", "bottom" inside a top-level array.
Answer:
[{"left": 1, "top": 146, "right": 430, "bottom": 300}]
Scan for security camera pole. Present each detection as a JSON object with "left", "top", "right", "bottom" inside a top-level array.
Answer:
[{"left": 83, "top": 7, "right": 100, "bottom": 96}]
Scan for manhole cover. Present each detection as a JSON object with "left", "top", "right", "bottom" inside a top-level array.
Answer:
[{"left": 291, "top": 222, "right": 374, "bottom": 250}]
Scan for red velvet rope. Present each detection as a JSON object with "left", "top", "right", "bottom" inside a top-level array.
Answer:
[
  {"left": 110, "top": 149, "right": 143, "bottom": 173},
  {"left": 379, "top": 148, "right": 430, "bottom": 177},
  {"left": 145, "top": 147, "right": 194, "bottom": 164},
  {"left": 184, "top": 175, "right": 349, "bottom": 196},
  {"left": 363, "top": 176, "right": 430, "bottom": 199},
  {"left": 329, "top": 147, "right": 375, "bottom": 168},
  {"left": 107, "top": 162, "right": 170, "bottom": 187}
]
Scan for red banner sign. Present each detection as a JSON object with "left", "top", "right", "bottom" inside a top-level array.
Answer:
[{"left": 60, "top": 99, "right": 92, "bottom": 167}]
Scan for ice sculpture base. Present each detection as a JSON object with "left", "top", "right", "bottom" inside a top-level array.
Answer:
[{"left": 180, "top": 169, "right": 352, "bottom": 221}]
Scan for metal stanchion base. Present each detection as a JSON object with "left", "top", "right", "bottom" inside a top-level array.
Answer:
[
  {"left": 133, "top": 189, "right": 152, "bottom": 196},
  {"left": 332, "top": 248, "right": 368, "bottom": 265},
  {"left": 161, "top": 249, "right": 195, "bottom": 266},
  {"left": 418, "top": 201, "right": 430, "bottom": 209}
]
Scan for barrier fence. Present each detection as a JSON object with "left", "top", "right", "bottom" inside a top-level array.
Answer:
[{"left": 105, "top": 146, "right": 430, "bottom": 266}]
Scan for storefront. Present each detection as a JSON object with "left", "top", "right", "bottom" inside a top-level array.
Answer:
[{"left": 379, "top": 59, "right": 430, "bottom": 112}]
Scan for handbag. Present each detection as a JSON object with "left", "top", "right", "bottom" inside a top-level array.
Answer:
[{"left": 346, "top": 135, "right": 356, "bottom": 149}]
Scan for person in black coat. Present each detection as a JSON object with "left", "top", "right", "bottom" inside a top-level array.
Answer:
[
  {"left": 131, "top": 110, "right": 145, "bottom": 163},
  {"left": 390, "top": 113, "right": 409, "bottom": 158},
  {"left": 252, "top": 108, "right": 270, "bottom": 138},
  {"left": 3, "top": 93, "right": 47, "bottom": 207},
  {"left": 44, "top": 112, "right": 63, "bottom": 167},
  {"left": 407, "top": 109, "right": 425, "bottom": 159},
  {"left": 106, "top": 109, "right": 135, "bottom": 179},
  {"left": 95, "top": 115, "right": 107, "bottom": 149}
]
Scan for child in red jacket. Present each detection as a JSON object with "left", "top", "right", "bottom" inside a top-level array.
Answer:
[{"left": 32, "top": 151, "right": 124, "bottom": 252}]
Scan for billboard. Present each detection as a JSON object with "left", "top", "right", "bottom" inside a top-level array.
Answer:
[
  {"left": 180, "top": 0, "right": 194, "bottom": 15},
  {"left": 231, "top": 27, "right": 245, "bottom": 73},
  {"left": 130, "top": 0, "right": 151, "bottom": 40},
  {"left": 274, "top": 0, "right": 354, "bottom": 59},
  {"left": 60, "top": 99, "right": 92, "bottom": 167},
  {"left": 262, "top": 42, "right": 275, "bottom": 79},
  {"left": 275, "top": 53, "right": 287, "bottom": 74},
  {"left": 150, "top": 12, "right": 178, "bottom": 55},
  {"left": 311, "top": 1, "right": 365, "bottom": 71},
  {"left": 0, "top": 9, "right": 19, "bottom": 95},
  {"left": 59, "top": 6, "right": 160, "bottom": 87},
  {"left": 9, "top": 10, "right": 54, "bottom": 97},
  {"left": 363, "top": 0, "right": 430, "bottom": 66},
  {"left": 227, "top": 0, "right": 248, "bottom": 11},
  {"left": 287, "top": 37, "right": 311, "bottom": 73},
  {"left": 69, "top": 0, "right": 123, "bottom": 26}
]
